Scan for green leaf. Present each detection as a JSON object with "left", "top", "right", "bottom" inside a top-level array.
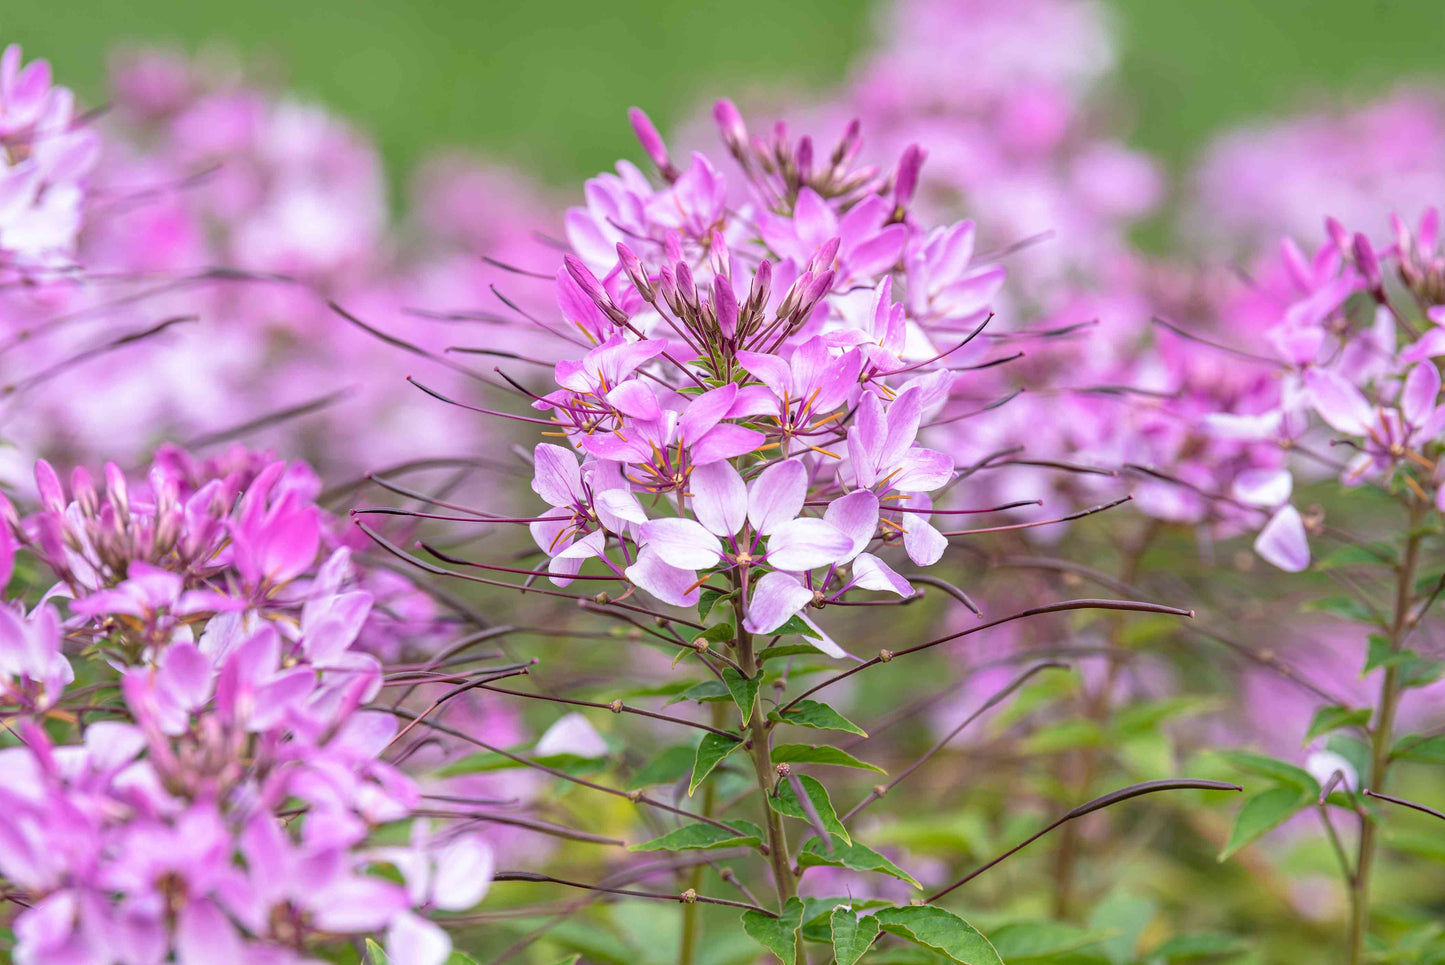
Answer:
[
  {"left": 699, "top": 586, "right": 729, "bottom": 622},
  {"left": 1112, "top": 696, "right": 1215, "bottom": 737},
  {"left": 1215, "top": 751, "right": 1319, "bottom": 794},
  {"left": 831, "top": 907, "right": 882, "bottom": 965},
  {"left": 1365, "top": 633, "right": 1417, "bottom": 674},
  {"left": 631, "top": 819, "right": 764, "bottom": 852},
  {"left": 1149, "top": 932, "right": 1248, "bottom": 961},
  {"left": 435, "top": 750, "right": 602, "bottom": 778},
  {"left": 667, "top": 680, "right": 732, "bottom": 705},
  {"left": 1304, "top": 705, "right": 1371, "bottom": 743},
  {"left": 774, "top": 614, "right": 819, "bottom": 637},
  {"left": 987, "top": 921, "right": 1112, "bottom": 960},
  {"left": 871, "top": 906, "right": 1004, "bottom": 965},
  {"left": 1304, "top": 595, "right": 1381, "bottom": 625},
  {"left": 723, "top": 668, "right": 762, "bottom": 725},
  {"left": 365, "top": 938, "right": 389, "bottom": 963},
  {"left": 769, "top": 699, "right": 867, "bottom": 737},
  {"left": 742, "top": 898, "right": 805, "bottom": 965},
  {"left": 799, "top": 835, "right": 921, "bottom": 888},
  {"left": 770, "top": 774, "right": 851, "bottom": 844},
  {"left": 690, "top": 732, "right": 744, "bottom": 795},
  {"left": 760, "top": 644, "right": 832, "bottom": 663},
  {"left": 1315, "top": 543, "right": 1395, "bottom": 570},
  {"left": 1393, "top": 733, "right": 1445, "bottom": 764},
  {"left": 693, "top": 623, "right": 736, "bottom": 647},
  {"left": 772, "top": 743, "right": 885, "bottom": 774},
  {"left": 1022, "top": 719, "right": 1106, "bottom": 754},
  {"left": 1219, "top": 786, "right": 1312, "bottom": 860},
  {"left": 627, "top": 745, "right": 697, "bottom": 789},
  {"left": 447, "top": 954, "right": 487, "bottom": 965}
]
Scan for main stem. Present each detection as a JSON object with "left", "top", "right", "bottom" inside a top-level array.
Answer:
[
  {"left": 1052, "top": 521, "right": 1157, "bottom": 919},
  {"left": 731, "top": 572, "right": 804, "bottom": 963},
  {"left": 1347, "top": 501, "right": 1424, "bottom": 964},
  {"left": 678, "top": 701, "right": 725, "bottom": 965}
]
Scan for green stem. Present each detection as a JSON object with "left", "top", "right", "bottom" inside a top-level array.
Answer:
[
  {"left": 732, "top": 570, "right": 804, "bottom": 963},
  {"left": 1052, "top": 521, "right": 1158, "bottom": 919},
  {"left": 678, "top": 701, "right": 726, "bottom": 965},
  {"left": 1347, "top": 502, "right": 1424, "bottom": 965}
]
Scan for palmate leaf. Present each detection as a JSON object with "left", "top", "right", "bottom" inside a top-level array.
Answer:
[
  {"left": 631, "top": 819, "right": 765, "bottom": 852},
  {"left": 870, "top": 906, "right": 1004, "bottom": 965},
  {"left": 768, "top": 699, "right": 867, "bottom": 736},
  {"left": 798, "top": 834, "right": 921, "bottom": 888},
  {"left": 742, "top": 898, "right": 806, "bottom": 965},
  {"left": 690, "top": 732, "right": 744, "bottom": 795},
  {"left": 831, "top": 907, "right": 882, "bottom": 965},
  {"left": 771, "top": 743, "right": 885, "bottom": 773},
  {"left": 770, "top": 774, "right": 851, "bottom": 844}
]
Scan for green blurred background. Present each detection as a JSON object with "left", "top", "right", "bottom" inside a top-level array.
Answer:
[{"left": 8, "top": 0, "right": 1445, "bottom": 189}]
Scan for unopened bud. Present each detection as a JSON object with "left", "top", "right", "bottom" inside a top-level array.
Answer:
[
  {"left": 832, "top": 118, "right": 862, "bottom": 167},
  {"left": 608, "top": 699, "right": 623, "bottom": 713},
  {"left": 34, "top": 459, "right": 65, "bottom": 514},
  {"left": 593, "top": 592, "right": 611, "bottom": 605},
  {"left": 795, "top": 135, "right": 814, "bottom": 183},
  {"left": 713, "top": 275, "right": 739, "bottom": 337},
  {"left": 810, "top": 237, "right": 840, "bottom": 274},
  {"left": 775, "top": 762, "right": 792, "bottom": 777},
  {"left": 893, "top": 144, "right": 925, "bottom": 210},
  {"left": 748, "top": 259, "right": 773, "bottom": 314},
  {"left": 713, "top": 99, "right": 748, "bottom": 153},
  {"left": 628, "top": 106, "right": 677, "bottom": 180},
  {"left": 878, "top": 649, "right": 894, "bottom": 663},
  {"left": 1352, "top": 232, "right": 1383, "bottom": 298},
  {"left": 680, "top": 888, "right": 698, "bottom": 904},
  {"left": 617, "top": 242, "right": 653, "bottom": 300}
]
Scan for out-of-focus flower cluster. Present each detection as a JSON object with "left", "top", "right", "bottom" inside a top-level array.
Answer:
[
  {"left": 0, "top": 46, "right": 555, "bottom": 484},
  {"left": 0, "top": 445, "right": 502, "bottom": 965}
]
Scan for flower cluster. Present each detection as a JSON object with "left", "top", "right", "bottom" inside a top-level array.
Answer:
[
  {"left": 0, "top": 44, "right": 98, "bottom": 274},
  {"left": 489, "top": 101, "right": 1017, "bottom": 648},
  {"left": 0, "top": 445, "right": 498, "bottom": 964}
]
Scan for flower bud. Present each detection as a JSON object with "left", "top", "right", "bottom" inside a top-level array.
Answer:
[
  {"left": 748, "top": 259, "right": 773, "bottom": 315},
  {"left": 713, "top": 275, "right": 739, "bottom": 338},
  {"left": 34, "top": 459, "right": 65, "bottom": 514},
  {"left": 893, "top": 144, "right": 926, "bottom": 210},
  {"left": 628, "top": 106, "right": 677, "bottom": 180},
  {"left": 795, "top": 135, "right": 814, "bottom": 183},
  {"left": 713, "top": 98, "right": 748, "bottom": 154},
  {"left": 1352, "top": 232, "right": 1383, "bottom": 298},
  {"left": 616, "top": 242, "right": 653, "bottom": 300}
]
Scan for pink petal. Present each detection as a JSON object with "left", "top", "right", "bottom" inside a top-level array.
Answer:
[
  {"left": 678, "top": 383, "right": 738, "bottom": 443},
  {"left": 387, "top": 912, "right": 452, "bottom": 965},
  {"left": 747, "top": 459, "right": 808, "bottom": 535},
  {"left": 625, "top": 549, "right": 702, "bottom": 608},
  {"left": 639, "top": 517, "right": 721, "bottom": 570},
  {"left": 431, "top": 836, "right": 494, "bottom": 911},
  {"left": 901, "top": 513, "right": 947, "bottom": 566},
  {"left": 1304, "top": 368, "right": 1373, "bottom": 436},
  {"left": 851, "top": 553, "right": 913, "bottom": 596},
  {"left": 1254, "top": 505, "right": 1310, "bottom": 572},
  {"left": 743, "top": 571, "right": 814, "bottom": 635},
  {"left": 765, "top": 517, "right": 853, "bottom": 571},
  {"left": 690, "top": 461, "right": 747, "bottom": 537},
  {"left": 532, "top": 444, "right": 582, "bottom": 507},
  {"left": 535, "top": 712, "right": 608, "bottom": 758},
  {"left": 823, "top": 490, "right": 879, "bottom": 562},
  {"left": 1232, "top": 468, "right": 1293, "bottom": 507},
  {"left": 689, "top": 423, "right": 766, "bottom": 465},
  {"left": 1402, "top": 362, "right": 1441, "bottom": 427}
]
